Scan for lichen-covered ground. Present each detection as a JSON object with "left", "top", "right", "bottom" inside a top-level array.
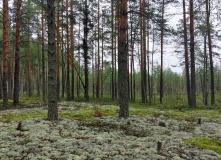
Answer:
[{"left": 0, "top": 101, "right": 221, "bottom": 160}]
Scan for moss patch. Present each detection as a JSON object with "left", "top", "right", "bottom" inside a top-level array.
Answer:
[
  {"left": 0, "top": 112, "right": 47, "bottom": 123},
  {"left": 184, "top": 137, "right": 221, "bottom": 155}
]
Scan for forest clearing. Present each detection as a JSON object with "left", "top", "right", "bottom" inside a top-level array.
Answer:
[{"left": 1, "top": 0, "right": 221, "bottom": 159}]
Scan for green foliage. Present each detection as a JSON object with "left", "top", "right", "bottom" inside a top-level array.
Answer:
[{"left": 184, "top": 137, "right": 221, "bottom": 155}]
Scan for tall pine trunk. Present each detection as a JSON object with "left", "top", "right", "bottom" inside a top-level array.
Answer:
[
  {"left": 183, "top": 0, "right": 191, "bottom": 106},
  {"left": 42, "top": 0, "right": 46, "bottom": 102},
  {"left": 3, "top": 0, "right": 10, "bottom": 107},
  {"left": 66, "top": 0, "right": 71, "bottom": 101},
  {"left": 47, "top": 0, "right": 58, "bottom": 121},
  {"left": 56, "top": 0, "right": 60, "bottom": 101},
  {"left": 71, "top": 0, "right": 75, "bottom": 100},
  {"left": 13, "top": 0, "right": 21, "bottom": 105},
  {"left": 190, "top": 0, "right": 196, "bottom": 107},
  {"left": 119, "top": 0, "right": 129, "bottom": 118},
  {"left": 96, "top": 0, "right": 100, "bottom": 99},
  {"left": 206, "top": 0, "right": 215, "bottom": 105},
  {"left": 160, "top": 0, "right": 164, "bottom": 104}
]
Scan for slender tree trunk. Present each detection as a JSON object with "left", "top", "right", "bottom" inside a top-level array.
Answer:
[
  {"left": 111, "top": 0, "right": 115, "bottom": 100},
  {"left": 27, "top": 18, "right": 32, "bottom": 97},
  {"left": 151, "top": 25, "right": 155, "bottom": 103},
  {"left": 71, "top": 0, "right": 75, "bottom": 100},
  {"left": 160, "top": 0, "right": 164, "bottom": 104},
  {"left": 140, "top": 0, "right": 144, "bottom": 103},
  {"left": 56, "top": 0, "right": 60, "bottom": 101},
  {"left": 206, "top": 0, "right": 215, "bottom": 105},
  {"left": 83, "top": 0, "right": 89, "bottom": 100},
  {"left": 11, "top": 39, "right": 15, "bottom": 98},
  {"left": 147, "top": 0, "right": 151, "bottom": 105},
  {"left": 47, "top": 0, "right": 58, "bottom": 121},
  {"left": 96, "top": 0, "right": 100, "bottom": 99},
  {"left": 205, "top": 37, "right": 208, "bottom": 106},
  {"left": 61, "top": 2, "right": 65, "bottom": 98},
  {"left": 190, "top": 0, "right": 196, "bottom": 107},
  {"left": 143, "top": 0, "right": 147, "bottom": 103},
  {"left": 77, "top": 22, "right": 81, "bottom": 98},
  {"left": 119, "top": 0, "right": 129, "bottom": 118},
  {"left": 3, "top": 0, "right": 10, "bottom": 107},
  {"left": 13, "top": 0, "right": 21, "bottom": 105},
  {"left": 116, "top": 0, "right": 120, "bottom": 100},
  {"left": 66, "top": 0, "right": 70, "bottom": 101},
  {"left": 42, "top": 0, "right": 46, "bottom": 102},
  {"left": 101, "top": 22, "right": 104, "bottom": 98},
  {"left": 92, "top": 44, "right": 95, "bottom": 98},
  {"left": 183, "top": 0, "right": 191, "bottom": 106}
]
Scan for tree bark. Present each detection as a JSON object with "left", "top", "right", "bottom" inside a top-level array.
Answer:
[
  {"left": 190, "top": 0, "right": 196, "bottom": 107},
  {"left": 71, "top": 0, "right": 75, "bottom": 100},
  {"left": 56, "top": 0, "right": 60, "bottom": 101},
  {"left": 47, "top": 0, "right": 58, "bottom": 121},
  {"left": 13, "top": 0, "right": 21, "bottom": 105},
  {"left": 160, "top": 0, "right": 164, "bottom": 104},
  {"left": 111, "top": 0, "right": 115, "bottom": 100},
  {"left": 3, "top": 0, "right": 10, "bottom": 107},
  {"left": 27, "top": 18, "right": 32, "bottom": 97},
  {"left": 66, "top": 0, "right": 70, "bottom": 101},
  {"left": 119, "top": 0, "right": 129, "bottom": 118},
  {"left": 96, "top": 0, "right": 100, "bottom": 99},
  {"left": 183, "top": 0, "right": 191, "bottom": 106},
  {"left": 42, "top": 0, "right": 46, "bottom": 102},
  {"left": 83, "top": 0, "right": 89, "bottom": 101},
  {"left": 206, "top": 0, "right": 215, "bottom": 105}
]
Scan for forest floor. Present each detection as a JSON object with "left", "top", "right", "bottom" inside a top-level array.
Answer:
[{"left": 1, "top": 101, "right": 221, "bottom": 160}]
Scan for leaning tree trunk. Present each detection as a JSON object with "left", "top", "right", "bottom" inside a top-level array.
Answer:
[
  {"left": 119, "top": 0, "right": 129, "bottom": 118},
  {"left": 47, "top": 0, "right": 58, "bottom": 121},
  {"left": 190, "top": 0, "right": 196, "bottom": 107},
  {"left": 3, "top": 0, "right": 10, "bottom": 107},
  {"left": 13, "top": 0, "right": 21, "bottom": 105},
  {"left": 183, "top": 0, "right": 191, "bottom": 106}
]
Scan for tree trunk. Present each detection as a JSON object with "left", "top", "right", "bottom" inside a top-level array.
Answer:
[
  {"left": 83, "top": 0, "right": 89, "bottom": 101},
  {"left": 42, "top": 0, "right": 46, "bottom": 102},
  {"left": 61, "top": 1, "right": 65, "bottom": 98},
  {"left": 119, "top": 0, "right": 129, "bottom": 118},
  {"left": 206, "top": 0, "right": 215, "bottom": 105},
  {"left": 160, "top": 0, "right": 164, "bottom": 104},
  {"left": 0, "top": 63, "right": 2, "bottom": 99},
  {"left": 70, "top": 0, "right": 75, "bottom": 100},
  {"left": 111, "top": 0, "right": 115, "bottom": 100},
  {"left": 56, "top": 0, "right": 60, "bottom": 101},
  {"left": 13, "top": 0, "right": 21, "bottom": 105},
  {"left": 47, "top": 0, "right": 58, "bottom": 121},
  {"left": 96, "top": 0, "right": 100, "bottom": 99},
  {"left": 77, "top": 22, "right": 81, "bottom": 98},
  {"left": 66, "top": 0, "right": 70, "bottom": 101},
  {"left": 3, "top": 0, "right": 10, "bottom": 107},
  {"left": 183, "top": 0, "right": 191, "bottom": 106},
  {"left": 27, "top": 18, "right": 32, "bottom": 97},
  {"left": 101, "top": 22, "right": 104, "bottom": 98},
  {"left": 190, "top": 0, "right": 196, "bottom": 107}
]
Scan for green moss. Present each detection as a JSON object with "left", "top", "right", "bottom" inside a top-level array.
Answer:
[
  {"left": 0, "top": 112, "right": 47, "bottom": 123},
  {"left": 184, "top": 137, "right": 221, "bottom": 155}
]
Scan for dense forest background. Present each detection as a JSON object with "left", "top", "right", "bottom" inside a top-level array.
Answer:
[{"left": 0, "top": 0, "right": 221, "bottom": 114}]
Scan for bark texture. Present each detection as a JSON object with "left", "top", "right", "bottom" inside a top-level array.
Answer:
[
  {"left": 119, "top": 0, "right": 129, "bottom": 118},
  {"left": 47, "top": 0, "right": 58, "bottom": 121}
]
